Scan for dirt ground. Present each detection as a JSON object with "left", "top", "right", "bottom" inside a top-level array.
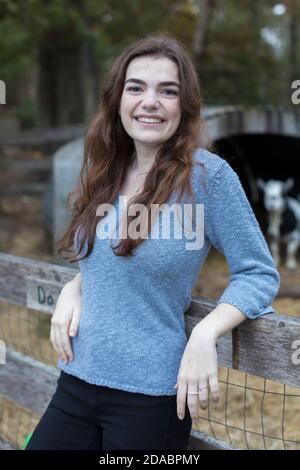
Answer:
[{"left": 1, "top": 193, "right": 300, "bottom": 449}]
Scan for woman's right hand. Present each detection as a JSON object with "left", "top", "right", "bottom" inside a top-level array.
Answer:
[{"left": 50, "top": 273, "right": 82, "bottom": 364}]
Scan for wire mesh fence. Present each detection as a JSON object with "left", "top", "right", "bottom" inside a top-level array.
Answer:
[{"left": 0, "top": 299, "right": 300, "bottom": 450}]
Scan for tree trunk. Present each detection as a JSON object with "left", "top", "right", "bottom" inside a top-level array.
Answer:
[
  {"left": 37, "top": 33, "right": 86, "bottom": 128},
  {"left": 192, "top": 0, "right": 212, "bottom": 71}
]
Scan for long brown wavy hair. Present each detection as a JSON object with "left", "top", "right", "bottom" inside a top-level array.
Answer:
[{"left": 57, "top": 32, "right": 209, "bottom": 262}]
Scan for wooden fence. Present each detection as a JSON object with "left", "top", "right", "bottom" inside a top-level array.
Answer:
[{"left": 0, "top": 252, "right": 300, "bottom": 450}]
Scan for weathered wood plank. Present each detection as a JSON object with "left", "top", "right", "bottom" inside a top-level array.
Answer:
[
  {"left": 26, "top": 277, "right": 64, "bottom": 313},
  {"left": 0, "top": 349, "right": 59, "bottom": 416},
  {"left": 0, "top": 182, "right": 47, "bottom": 196},
  {"left": 1, "top": 124, "right": 86, "bottom": 146},
  {"left": 0, "top": 349, "right": 227, "bottom": 451},
  {"left": 187, "top": 429, "right": 238, "bottom": 450},
  {"left": 8, "top": 157, "right": 52, "bottom": 173},
  {"left": 0, "top": 438, "right": 15, "bottom": 450},
  {"left": 1, "top": 253, "right": 300, "bottom": 388},
  {"left": 188, "top": 298, "right": 300, "bottom": 388},
  {"left": 0, "top": 252, "right": 77, "bottom": 307}
]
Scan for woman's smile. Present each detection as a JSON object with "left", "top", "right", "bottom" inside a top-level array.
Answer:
[{"left": 134, "top": 116, "right": 166, "bottom": 128}]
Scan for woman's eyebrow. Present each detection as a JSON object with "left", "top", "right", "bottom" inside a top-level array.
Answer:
[{"left": 125, "top": 78, "right": 180, "bottom": 88}]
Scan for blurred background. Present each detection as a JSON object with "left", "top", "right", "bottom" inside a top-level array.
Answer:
[
  {"left": 1, "top": 0, "right": 300, "bottom": 305},
  {"left": 1, "top": 0, "right": 300, "bottom": 450}
]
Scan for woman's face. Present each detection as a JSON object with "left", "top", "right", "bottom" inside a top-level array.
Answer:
[{"left": 119, "top": 55, "right": 181, "bottom": 148}]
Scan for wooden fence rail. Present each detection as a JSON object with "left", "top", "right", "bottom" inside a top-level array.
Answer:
[
  {"left": 0, "top": 252, "right": 300, "bottom": 450},
  {"left": 0, "top": 124, "right": 87, "bottom": 147}
]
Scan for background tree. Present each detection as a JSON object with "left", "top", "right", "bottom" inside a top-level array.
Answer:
[{"left": 0, "top": 0, "right": 298, "bottom": 128}]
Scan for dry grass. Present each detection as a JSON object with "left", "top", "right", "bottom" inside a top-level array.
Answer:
[{"left": 192, "top": 249, "right": 300, "bottom": 448}]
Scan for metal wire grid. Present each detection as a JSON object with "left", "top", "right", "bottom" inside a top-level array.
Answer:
[
  {"left": 194, "top": 368, "right": 300, "bottom": 450},
  {"left": 0, "top": 300, "right": 300, "bottom": 450}
]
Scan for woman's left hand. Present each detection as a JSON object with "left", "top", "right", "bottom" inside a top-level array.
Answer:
[{"left": 174, "top": 327, "right": 220, "bottom": 423}]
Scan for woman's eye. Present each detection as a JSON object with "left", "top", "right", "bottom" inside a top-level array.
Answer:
[
  {"left": 163, "top": 89, "right": 178, "bottom": 96},
  {"left": 126, "top": 86, "right": 178, "bottom": 96},
  {"left": 127, "top": 86, "right": 141, "bottom": 92}
]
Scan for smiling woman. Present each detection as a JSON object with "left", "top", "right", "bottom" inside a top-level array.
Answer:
[
  {"left": 119, "top": 56, "right": 181, "bottom": 151},
  {"left": 26, "top": 33, "right": 280, "bottom": 451}
]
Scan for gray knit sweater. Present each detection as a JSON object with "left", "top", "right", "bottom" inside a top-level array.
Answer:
[{"left": 58, "top": 148, "right": 280, "bottom": 396}]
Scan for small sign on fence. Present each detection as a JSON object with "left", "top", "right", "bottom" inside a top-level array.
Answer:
[{"left": 26, "top": 277, "right": 62, "bottom": 314}]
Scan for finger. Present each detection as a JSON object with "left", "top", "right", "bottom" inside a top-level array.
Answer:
[
  {"left": 50, "top": 322, "right": 60, "bottom": 355},
  {"left": 62, "top": 331, "right": 74, "bottom": 362},
  {"left": 58, "top": 328, "right": 73, "bottom": 363},
  {"left": 55, "top": 326, "right": 68, "bottom": 363},
  {"left": 69, "top": 308, "right": 80, "bottom": 337},
  {"left": 50, "top": 324, "right": 55, "bottom": 349},
  {"left": 50, "top": 326, "right": 61, "bottom": 362},
  {"left": 209, "top": 376, "right": 220, "bottom": 402},
  {"left": 186, "top": 380, "right": 199, "bottom": 422},
  {"left": 52, "top": 325, "right": 64, "bottom": 361},
  {"left": 198, "top": 381, "right": 209, "bottom": 410},
  {"left": 177, "top": 380, "right": 187, "bottom": 420}
]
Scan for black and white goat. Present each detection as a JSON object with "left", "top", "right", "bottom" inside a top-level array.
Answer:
[{"left": 257, "top": 178, "right": 300, "bottom": 270}]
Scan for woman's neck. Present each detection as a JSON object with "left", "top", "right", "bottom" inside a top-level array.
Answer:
[{"left": 131, "top": 147, "right": 158, "bottom": 173}]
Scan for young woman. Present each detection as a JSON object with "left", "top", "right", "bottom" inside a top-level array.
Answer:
[{"left": 26, "top": 33, "right": 280, "bottom": 450}]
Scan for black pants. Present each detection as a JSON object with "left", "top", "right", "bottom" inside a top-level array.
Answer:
[{"left": 26, "top": 371, "right": 192, "bottom": 450}]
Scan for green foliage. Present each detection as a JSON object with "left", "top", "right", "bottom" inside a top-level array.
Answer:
[
  {"left": 197, "top": 0, "right": 286, "bottom": 105},
  {"left": 0, "top": 16, "right": 34, "bottom": 102},
  {"left": 0, "top": 0, "right": 298, "bottom": 112},
  {"left": 15, "top": 97, "right": 37, "bottom": 129}
]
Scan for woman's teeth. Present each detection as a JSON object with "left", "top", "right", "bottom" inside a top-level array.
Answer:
[{"left": 136, "top": 117, "right": 163, "bottom": 124}]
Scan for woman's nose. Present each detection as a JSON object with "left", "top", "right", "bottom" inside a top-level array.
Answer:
[{"left": 141, "top": 91, "right": 159, "bottom": 109}]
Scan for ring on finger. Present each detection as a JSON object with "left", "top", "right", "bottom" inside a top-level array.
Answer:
[{"left": 187, "top": 385, "right": 209, "bottom": 395}]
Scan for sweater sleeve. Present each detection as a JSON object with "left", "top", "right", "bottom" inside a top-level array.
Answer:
[{"left": 204, "top": 160, "right": 280, "bottom": 319}]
